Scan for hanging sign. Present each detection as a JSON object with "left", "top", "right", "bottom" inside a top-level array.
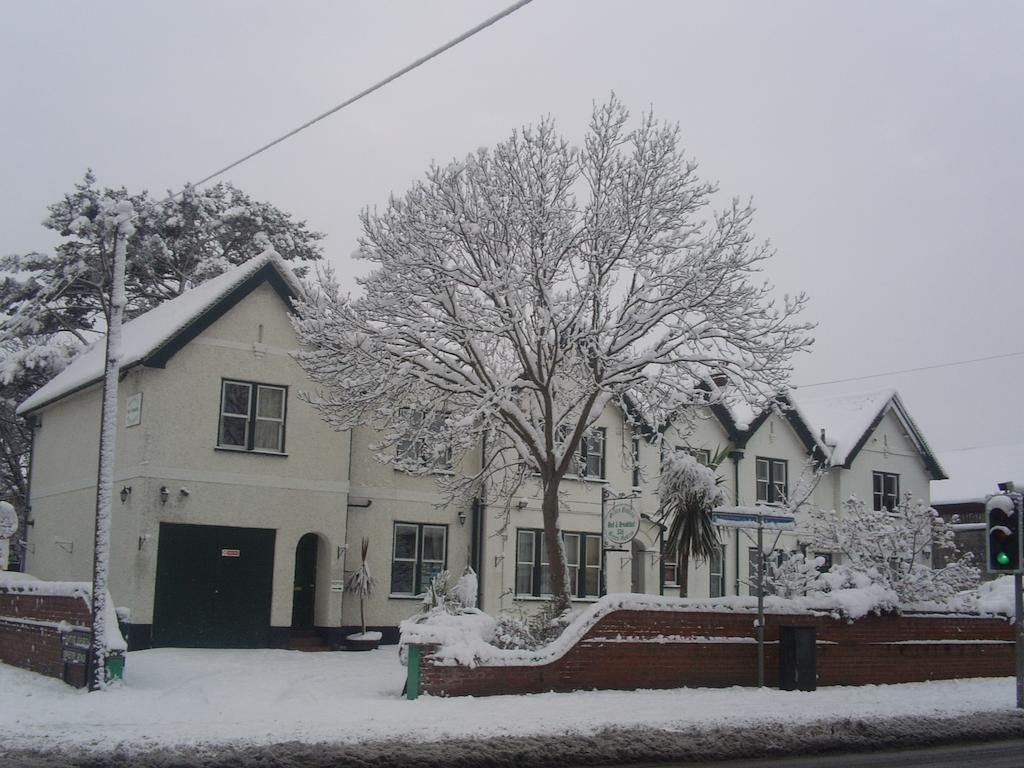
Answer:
[{"left": 604, "top": 502, "right": 640, "bottom": 545}]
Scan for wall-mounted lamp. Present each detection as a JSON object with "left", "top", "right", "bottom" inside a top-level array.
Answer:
[
  {"left": 119, "top": 485, "right": 132, "bottom": 504},
  {"left": 458, "top": 510, "right": 467, "bottom": 526},
  {"left": 516, "top": 498, "right": 529, "bottom": 509},
  {"left": 179, "top": 488, "right": 190, "bottom": 498},
  {"left": 138, "top": 534, "right": 150, "bottom": 551},
  {"left": 159, "top": 486, "right": 169, "bottom": 504}
]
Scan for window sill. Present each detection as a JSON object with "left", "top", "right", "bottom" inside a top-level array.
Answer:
[
  {"left": 215, "top": 446, "right": 289, "bottom": 457},
  {"left": 514, "top": 595, "right": 600, "bottom": 603},
  {"left": 388, "top": 593, "right": 426, "bottom": 600},
  {"left": 393, "top": 467, "right": 455, "bottom": 476}
]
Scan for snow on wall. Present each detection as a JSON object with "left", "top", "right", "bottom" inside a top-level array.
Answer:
[{"left": 0, "top": 573, "right": 127, "bottom": 651}]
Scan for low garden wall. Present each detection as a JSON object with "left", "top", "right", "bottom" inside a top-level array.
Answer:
[
  {"left": 0, "top": 574, "right": 126, "bottom": 688},
  {"left": 408, "top": 601, "right": 1014, "bottom": 697}
]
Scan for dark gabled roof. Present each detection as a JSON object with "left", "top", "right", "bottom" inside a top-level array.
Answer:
[
  {"left": 789, "top": 389, "right": 947, "bottom": 480},
  {"left": 18, "top": 250, "right": 301, "bottom": 415}
]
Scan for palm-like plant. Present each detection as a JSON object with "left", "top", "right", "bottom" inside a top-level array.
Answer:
[
  {"left": 345, "top": 537, "right": 375, "bottom": 635},
  {"left": 657, "top": 446, "right": 730, "bottom": 595}
]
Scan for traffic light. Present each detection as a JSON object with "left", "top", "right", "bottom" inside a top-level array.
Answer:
[{"left": 985, "top": 494, "right": 1021, "bottom": 573}]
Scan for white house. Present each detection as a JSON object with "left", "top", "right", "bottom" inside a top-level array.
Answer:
[{"left": 18, "top": 254, "right": 946, "bottom": 649}]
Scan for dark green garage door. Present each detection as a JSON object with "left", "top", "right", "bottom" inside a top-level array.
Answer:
[{"left": 153, "top": 522, "right": 276, "bottom": 648}]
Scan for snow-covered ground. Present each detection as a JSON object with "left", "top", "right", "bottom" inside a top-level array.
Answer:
[{"left": 1, "top": 647, "right": 1019, "bottom": 755}]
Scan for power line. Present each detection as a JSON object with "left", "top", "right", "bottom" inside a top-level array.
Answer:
[
  {"left": 165, "top": 0, "right": 535, "bottom": 201},
  {"left": 796, "top": 350, "right": 1024, "bottom": 389}
]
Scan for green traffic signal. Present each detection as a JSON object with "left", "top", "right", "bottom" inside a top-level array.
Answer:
[{"left": 997, "top": 551, "right": 1011, "bottom": 566}]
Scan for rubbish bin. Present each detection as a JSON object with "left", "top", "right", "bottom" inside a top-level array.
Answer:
[{"left": 778, "top": 625, "right": 816, "bottom": 691}]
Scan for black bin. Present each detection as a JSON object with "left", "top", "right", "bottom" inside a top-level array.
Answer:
[{"left": 778, "top": 625, "right": 816, "bottom": 691}]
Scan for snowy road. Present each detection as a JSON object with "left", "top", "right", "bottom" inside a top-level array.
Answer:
[{"left": 2, "top": 647, "right": 1023, "bottom": 760}]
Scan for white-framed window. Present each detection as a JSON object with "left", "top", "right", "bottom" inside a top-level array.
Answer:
[
  {"left": 396, "top": 410, "right": 452, "bottom": 469},
  {"left": 661, "top": 538, "right": 678, "bottom": 587},
  {"left": 873, "top": 471, "right": 900, "bottom": 511},
  {"left": 748, "top": 547, "right": 785, "bottom": 598},
  {"left": 578, "top": 428, "right": 606, "bottom": 479},
  {"left": 755, "top": 457, "right": 787, "bottom": 504},
  {"left": 218, "top": 380, "right": 287, "bottom": 453},
  {"left": 516, "top": 529, "right": 601, "bottom": 598},
  {"left": 709, "top": 543, "right": 726, "bottom": 598},
  {"left": 677, "top": 446, "right": 712, "bottom": 466},
  {"left": 390, "top": 522, "right": 447, "bottom": 595},
  {"left": 632, "top": 437, "right": 642, "bottom": 488}
]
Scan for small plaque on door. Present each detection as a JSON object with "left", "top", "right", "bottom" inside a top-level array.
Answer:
[{"left": 221, "top": 548, "right": 241, "bottom": 557}]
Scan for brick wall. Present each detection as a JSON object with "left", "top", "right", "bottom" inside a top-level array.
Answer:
[
  {"left": 0, "top": 586, "right": 94, "bottom": 687},
  {"left": 413, "top": 608, "right": 1014, "bottom": 697}
]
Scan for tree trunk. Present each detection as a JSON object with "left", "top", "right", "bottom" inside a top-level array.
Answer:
[{"left": 541, "top": 479, "right": 572, "bottom": 613}]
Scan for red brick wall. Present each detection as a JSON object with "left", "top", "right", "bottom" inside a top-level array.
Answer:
[
  {"left": 414, "top": 609, "right": 1014, "bottom": 697},
  {"left": 0, "top": 588, "right": 92, "bottom": 685}
]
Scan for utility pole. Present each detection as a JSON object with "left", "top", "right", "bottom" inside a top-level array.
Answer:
[{"left": 88, "top": 201, "right": 134, "bottom": 691}]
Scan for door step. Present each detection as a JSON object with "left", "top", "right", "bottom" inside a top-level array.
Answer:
[{"left": 287, "top": 629, "right": 331, "bottom": 652}]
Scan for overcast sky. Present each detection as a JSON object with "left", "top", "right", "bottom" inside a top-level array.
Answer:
[{"left": 1, "top": 1, "right": 1021, "bottom": 493}]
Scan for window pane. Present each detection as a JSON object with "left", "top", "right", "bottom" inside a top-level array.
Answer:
[
  {"left": 394, "top": 525, "right": 417, "bottom": 560},
  {"left": 885, "top": 474, "right": 898, "bottom": 498},
  {"left": 756, "top": 459, "right": 768, "bottom": 482},
  {"left": 516, "top": 564, "right": 533, "bottom": 595},
  {"left": 421, "top": 561, "right": 444, "bottom": 588},
  {"left": 585, "top": 567, "right": 599, "bottom": 597},
  {"left": 873, "top": 472, "right": 882, "bottom": 495},
  {"left": 256, "top": 386, "right": 284, "bottom": 419},
  {"left": 223, "top": 382, "right": 251, "bottom": 415},
  {"left": 253, "top": 419, "right": 282, "bottom": 451},
  {"left": 585, "top": 536, "right": 600, "bottom": 566},
  {"left": 421, "top": 526, "right": 446, "bottom": 561},
  {"left": 539, "top": 564, "right": 551, "bottom": 595},
  {"left": 391, "top": 561, "right": 414, "bottom": 594},
  {"left": 517, "top": 530, "right": 534, "bottom": 563},
  {"left": 219, "top": 414, "right": 247, "bottom": 447},
  {"left": 563, "top": 534, "right": 580, "bottom": 566}
]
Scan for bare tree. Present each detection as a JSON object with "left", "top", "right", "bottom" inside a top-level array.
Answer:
[{"left": 293, "top": 97, "right": 812, "bottom": 610}]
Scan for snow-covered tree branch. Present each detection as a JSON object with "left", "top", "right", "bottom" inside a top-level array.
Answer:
[
  {"left": 293, "top": 96, "right": 813, "bottom": 609},
  {"left": 809, "top": 495, "right": 979, "bottom": 604}
]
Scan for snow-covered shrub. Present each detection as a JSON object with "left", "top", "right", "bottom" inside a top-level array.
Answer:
[
  {"left": 809, "top": 496, "right": 980, "bottom": 605},
  {"left": 420, "top": 567, "right": 478, "bottom": 614},
  {"left": 766, "top": 552, "right": 827, "bottom": 599},
  {"left": 492, "top": 600, "right": 576, "bottom": 651}
]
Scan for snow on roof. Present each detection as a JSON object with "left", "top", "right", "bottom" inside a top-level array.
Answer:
[
  {"left": 931, "top": 441, "right": 1024, "bottom": 503},
  {"left": 18, "top": 249, "right": 301, "bottom": 415},
  {"left": 788, "top": 388, "right": 897, "bottom": 466}
]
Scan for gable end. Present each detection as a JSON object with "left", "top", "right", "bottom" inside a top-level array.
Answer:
[{"left": 144, "top": 264, "right": 297, "bottom": 369}]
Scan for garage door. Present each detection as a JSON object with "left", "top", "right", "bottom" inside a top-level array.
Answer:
[{"left": 153, "top": 522, "right": 276, "bottom": 648}]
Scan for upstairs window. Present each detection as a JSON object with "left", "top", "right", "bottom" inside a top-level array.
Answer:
[
  {"left": 218, "top": 380, "right": 286, "bottom": 453},
  {"left": 396, "top": 410, "right": 452, "bottom": 469},
  {"left": 755, "top": 457, "right": 787, "bottom": 504},
  {"left": 578, "top": 427, "right": 606, "bottom": 479},
  {"left": 873, "top": 472, "right": 900, "bottom": 511}
]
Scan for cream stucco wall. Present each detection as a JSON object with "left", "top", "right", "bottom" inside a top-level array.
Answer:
[{"left": 26, "top": 281, "right": 352, "bottom": 632}]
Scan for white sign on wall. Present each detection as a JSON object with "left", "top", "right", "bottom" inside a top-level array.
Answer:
[
  {"left": 604, "top": 502, "right": 640, "bottom": 546},
  {"left": 125, "top": 393, "right": 143, "bottom": 427}
]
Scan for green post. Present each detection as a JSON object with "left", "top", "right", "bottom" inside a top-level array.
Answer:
[
  {"left": 405, "top": 645, "right": 420, "bottom": 700},
  {"left": 104, "top": 653, "right": 124, "bottom": 683}
]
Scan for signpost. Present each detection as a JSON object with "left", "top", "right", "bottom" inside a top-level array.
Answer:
[
  {"left": 712, "top": 507, "right": 796, "bottom": 688},
  {"left": 601, "top": 490, "right": 640, "bottom": 596}
]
